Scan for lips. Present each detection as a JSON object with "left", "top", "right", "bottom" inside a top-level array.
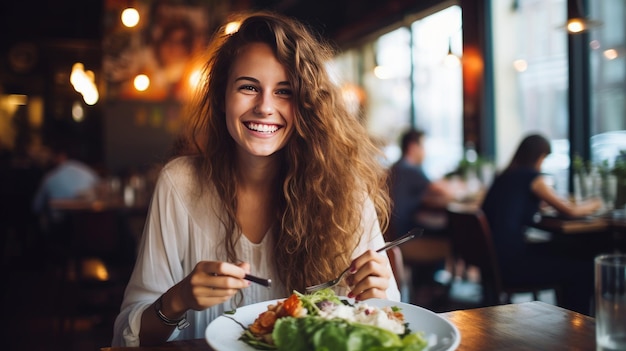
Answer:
[{"left": 244, "top": 121, "right": 281, "bottom": 134}]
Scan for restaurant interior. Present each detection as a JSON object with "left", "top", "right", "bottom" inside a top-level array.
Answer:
[{"left": 1, "top": 0, "right": 625, "bottom": 350}]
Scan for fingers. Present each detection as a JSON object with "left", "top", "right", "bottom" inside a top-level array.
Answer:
[
  {"left": 345, "top": 250, "right": 391, "bottom": 301},
  {"left": 182, "top": 261, "right": 251, "bottom": 310},
  {"left": 199, "top": 261, "right": 248, "bottom": 279}
]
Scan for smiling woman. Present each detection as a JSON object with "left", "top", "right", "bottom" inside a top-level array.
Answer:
[
  {"left": 225, "top": 42, "right": 294, "bottom": 158},
  {"left": 112, "top": 11, "right": 398, "bottom": 347}
]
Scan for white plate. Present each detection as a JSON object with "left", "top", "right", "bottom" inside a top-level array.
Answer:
[{"left": 205, "top": 297, "right": 460, "bottom": 351}]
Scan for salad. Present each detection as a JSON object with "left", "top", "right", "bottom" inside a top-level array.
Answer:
[{"left": 239, "top": 289, "right": 428, "bottom": 351}]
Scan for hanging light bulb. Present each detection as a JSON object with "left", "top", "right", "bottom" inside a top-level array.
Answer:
[
  {"left": 562, "top": 0, "right": 602, "bottom": 34},
  {"left": 121, "top": 7, "right": 140, "bottom": 28},
  {"left": 443, "top": 37, "right": 461, "bottom": 68}
]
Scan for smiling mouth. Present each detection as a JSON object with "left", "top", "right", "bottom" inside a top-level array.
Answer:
[{"left": 244, "top": 122, "right": 281, "bottom": 134}]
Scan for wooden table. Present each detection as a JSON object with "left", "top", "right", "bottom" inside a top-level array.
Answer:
[
  {"left": 101, "top": 301, "right": 596, "bottom": 351},
  {"left": 534, "top": 216, "right": 610, "bottom": 234}
]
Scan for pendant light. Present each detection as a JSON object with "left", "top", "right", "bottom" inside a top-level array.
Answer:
[{"left": 564, "top": 0, "right": 601, "bottom": 34}]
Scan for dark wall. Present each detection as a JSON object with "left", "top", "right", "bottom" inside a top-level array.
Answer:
[{"left": 103, "top": 100, "right": 180, "bottom": 175}]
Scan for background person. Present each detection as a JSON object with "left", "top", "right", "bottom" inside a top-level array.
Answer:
[
  {"left": 113, "top": 11, "right": 399, "bottom": 347},
  {"left": 32, "top": 139, "right": 101, "bottom": 225},
  {"left": 388, "top": 129, "right": 457, "bottom": 238},
  {"left": 481, "top": 133, "right": 602, "bottom": 315},
  {"left": 388, "top": 129, "right": 458, "bottom": 306}
]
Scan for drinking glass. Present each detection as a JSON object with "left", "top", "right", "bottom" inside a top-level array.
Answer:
[
  {"left": 595, "top": 254, "right": 626, "bottom": 351},
  {"left": 603, "top": 174, "right": 617, "bottom": 211}
]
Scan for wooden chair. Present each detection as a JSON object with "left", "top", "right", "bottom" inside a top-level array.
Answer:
[
  {"left": 445, "top": 203, "right": 561, "bottom": 307},
  {"left": 386, "top": 246, "right": 412, "bottom": 302},
  {"left": 384, "top": 220, "right": 451, "bottom": 305}
]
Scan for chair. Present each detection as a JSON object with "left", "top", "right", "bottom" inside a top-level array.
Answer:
[
  {"left": 384, "top": 220, "right": 451, "bottom": 306},
  {"left": 386, "top": 246, "right": 411, "bottom": 302},
  {"left": 445, "top": 203, "right": 561, "bottom": 307}
]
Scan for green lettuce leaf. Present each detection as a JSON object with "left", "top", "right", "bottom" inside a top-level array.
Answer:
[{"left": 273, "top": 316, "right": 427, "bottom": 351}]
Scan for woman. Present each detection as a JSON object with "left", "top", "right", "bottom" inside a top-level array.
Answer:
[
  {"left": 481, "top": 133, "right": 601, "bottom": 314},
  {"left": 112, "top": 12, "right": 398, "bottom": 346}
]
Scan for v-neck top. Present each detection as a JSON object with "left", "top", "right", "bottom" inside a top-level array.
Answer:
[{"left": 112, "top": 156, "right": 399, "bottom": 346}]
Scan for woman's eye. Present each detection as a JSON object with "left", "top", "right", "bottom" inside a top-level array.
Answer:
[
  {"left": 239, "top": 85, "right": 258, "bottom": 93},
  {"left": 276, "top": 89, "right": 293, "bottom": 96}
]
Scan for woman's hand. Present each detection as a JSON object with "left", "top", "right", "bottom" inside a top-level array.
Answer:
[
  {"left": 172, "top": 261, "right": 251, "bottom": 313},
  {"left": 140, "top": 261, "right": 251, "bottom": 346},
  {"left": 345, "top": 250, "right": 391, "bottom": 301}
]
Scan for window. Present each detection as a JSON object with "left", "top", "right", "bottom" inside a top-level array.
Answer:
[
  {"left": 589, "top": 0, "right": 626, "bottom": 167},
  {"left": 333, "top": 5, "right": 464, "bottom": 179},
  {"left": 492, "top": 0, "right": 570, "bottom": 195},
  {"left": 493, "top": 0, "right": 626, "bottom": 196}
]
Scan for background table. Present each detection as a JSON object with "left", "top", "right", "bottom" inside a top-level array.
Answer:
[{"left": 101, "top": 301, "right": 596, "bottom": 351}]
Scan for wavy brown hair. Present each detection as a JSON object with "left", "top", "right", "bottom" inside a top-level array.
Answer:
[{"left": 183, "top": 11, "right": 390, "bottom": 294}]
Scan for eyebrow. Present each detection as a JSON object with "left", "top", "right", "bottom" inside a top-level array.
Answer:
[{"left": 234, "top": 76, "right": 291, "bottom": 86}]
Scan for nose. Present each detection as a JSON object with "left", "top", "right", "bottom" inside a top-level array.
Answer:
[{"left": 254, "top": 91, "right": 276, "bottom": 116}]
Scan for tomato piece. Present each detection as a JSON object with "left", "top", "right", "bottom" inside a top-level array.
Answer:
[{"left": 281, "top": 293, "right": 302, "bottom": 317}]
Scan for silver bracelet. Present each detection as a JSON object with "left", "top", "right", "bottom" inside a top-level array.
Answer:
[{"left": 154, "top": 296, "right": 190, "bottom": 330}]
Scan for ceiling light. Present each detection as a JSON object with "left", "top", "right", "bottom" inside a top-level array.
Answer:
[{"left": 562, "top": 0, "right": 602, "bottom": 34}]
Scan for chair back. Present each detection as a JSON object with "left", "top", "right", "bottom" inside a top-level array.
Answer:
[
  {"left": 446, "top": 203, "right": 503, "bottom": 305},
  {"left": 70, "top": 209, "right": 122, "bottom": 260}
]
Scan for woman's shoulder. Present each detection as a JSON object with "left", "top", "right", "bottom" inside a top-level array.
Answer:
[
  {"left": 157, "top": 156, "right": 205, "bottom": 191},
  {"left": 499, "top": 167, "right": 540, "bottom": 181},
  {"left": 161, "top": 155, "right": 201, "bottom": 176}
]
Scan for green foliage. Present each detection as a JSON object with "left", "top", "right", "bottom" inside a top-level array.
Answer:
[{"left": 613, "top": 150, "right": 626, "bottom": 178}]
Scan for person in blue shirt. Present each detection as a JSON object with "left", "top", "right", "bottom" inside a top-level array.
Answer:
[
  {"left": 481, "top": 133, "right": 601, "bottom": 315},
  {"left": 32, "top": 140, "right": 101, "bottom": 220}
]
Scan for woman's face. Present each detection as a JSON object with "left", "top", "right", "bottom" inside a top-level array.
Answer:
[{"left": 224, "top": 42, "right": 295, "bottom": 159}]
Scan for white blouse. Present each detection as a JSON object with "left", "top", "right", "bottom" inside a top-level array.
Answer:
[{"left": 112, "top": 156, "right": 399, "bottom": 346}]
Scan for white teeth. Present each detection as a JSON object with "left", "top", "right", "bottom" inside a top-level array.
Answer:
[{"left": 246, "top": 122, "right": 279, "bottom": 133}]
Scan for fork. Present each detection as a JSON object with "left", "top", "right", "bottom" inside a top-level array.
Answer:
[{"left": 305, "top": 227, "right": 423, "bottom": 293}]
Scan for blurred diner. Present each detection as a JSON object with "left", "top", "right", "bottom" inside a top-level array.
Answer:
[
  {"left": 388, "top": 128, "right": 464, "bottom": 305},
  {"left": 481, "top": 133, "right": 602, "bottom": 315},
  {"left": 388, "top": 129, "right": 458, "bottom": 238},
  {"left": 32, "top": 138, "right": 101, "bottom": 234}
]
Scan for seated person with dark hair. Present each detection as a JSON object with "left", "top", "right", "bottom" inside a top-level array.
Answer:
[
  {"left": 388, "top": 129, "right": 456, "bottom": 238},
  {"left": 481, "top": 133, "right": 601, "bottom": 315},
  {"left": 388, "top": 129, "right": 457, "bottom": 302}
]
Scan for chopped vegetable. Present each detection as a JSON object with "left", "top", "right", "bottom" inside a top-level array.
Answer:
[{"left": 240, "top": 289, "right": 428, "bottom": 351}]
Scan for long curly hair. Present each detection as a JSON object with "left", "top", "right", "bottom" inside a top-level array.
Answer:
[{"left": 183, "top": 11, "right": 390, "bottom": 294}]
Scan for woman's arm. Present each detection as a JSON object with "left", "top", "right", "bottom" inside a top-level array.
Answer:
[
  {"left": 139, "top": 261, "right": 250, "bottom": 346},
  {"left": 531, "top": 175, "right": 601, "bottom": 217}
]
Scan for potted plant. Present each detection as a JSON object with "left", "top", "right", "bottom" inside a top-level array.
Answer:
[{"left": 613, "top": 150, "right": 626, "bottom": 209}]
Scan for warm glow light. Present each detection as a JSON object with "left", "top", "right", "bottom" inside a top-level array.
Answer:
[
  {"left": 188, "top": 69, "right": 202, "bottom": 90},
  {"left": 225, "top": 21, "right": 241, "bottom": 34},
  {"left": 81, "top": 258, "right": 110, "bottom": 281},
  {"left": 121, "top": 8, "right": 140, "bottom": 28},
  {"left": 567, "top": 19, "right": 585, "bottom": 33},
  {"left": 70, "top": 62, "right": 99, "bottom": 105},
  {"left": 7, "top": 94, "right": 27, "bottom": 106},
  {"left": 603, "top": 49, "right": 618, "bottom": 60},
  {"left": 513, "top": 59, "right": 528, "bottom": 72},
  {"left": 72, "top": 101, "right": 84, "bottom": 122},
  {"left": 134, "top": 74, "right": 150, "bottom": 91},
  {"left": 373, "top": 66, "right": 392, "bottom": 79},
  {"left": 443, "top": 53, "right": 461, "bottom": 68}
]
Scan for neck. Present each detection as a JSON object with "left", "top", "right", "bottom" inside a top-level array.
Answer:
[{"left": 236, "top": 152, "right": 281, "bottom": 188}]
